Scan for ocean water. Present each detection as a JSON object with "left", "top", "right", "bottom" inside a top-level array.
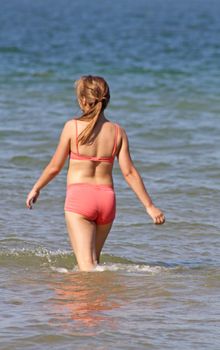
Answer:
[{"left": 0, "top": 0, "right": 220, "bottom": 349}]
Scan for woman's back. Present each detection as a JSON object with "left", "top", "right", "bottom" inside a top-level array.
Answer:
[{"left": 67, "top": 119, "right": 120, "bottom": 185}]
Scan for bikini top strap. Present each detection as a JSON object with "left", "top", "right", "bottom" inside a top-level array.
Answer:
[
  {"left": 74, "top": 119, "right": 79, "bottom": 155},
  {"left": 111, "top": 123, "right": 119, "bottom": 156}
]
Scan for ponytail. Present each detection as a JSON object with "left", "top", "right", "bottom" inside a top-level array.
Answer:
[
  {"left": 78, "top": 101, "right": 103, "bottom": 144},
  {"left": 75, "top": 76, "right": 110, "bottom": 145}
]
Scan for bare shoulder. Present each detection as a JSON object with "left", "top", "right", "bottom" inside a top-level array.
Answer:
[
  {"left": 118, "top": 125, "right": 126, "bottom": 135},
  {"left": 115, "top": 124, "right": 127, "bottom": 141},
  {"left": 64, "top": 119, "right": 75, "bottom": 128},
  {"left": 62, "top": 119, "right": 75, "bottom": 133},
  {"left": 105, "top": 120, "right": 123, "bottom": 133}
]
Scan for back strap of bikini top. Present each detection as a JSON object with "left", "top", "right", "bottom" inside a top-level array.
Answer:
[{"left": 74, "top": 119, "right": 119, "bottom": 157}]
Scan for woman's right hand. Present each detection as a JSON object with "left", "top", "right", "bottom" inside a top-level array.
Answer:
[
  {"left": 146, "top": 204, "right": 165, "bottom": 225},
  {"left": 26, "top": 189, "right": 40, "bottom": 209}
]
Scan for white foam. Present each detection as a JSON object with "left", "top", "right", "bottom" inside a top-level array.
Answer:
[
  {"left": 51, "top": 267, "right": 69, "bottom": 273},
  {"left": 51, "top": 263, "right": 165, "bottom": 274},
  {"left": 94, "top": 263, "right": 164, "bottom": 274}
]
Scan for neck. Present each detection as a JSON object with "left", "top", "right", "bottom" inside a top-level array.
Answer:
[{"left": 97, "top": 113, "right": 106, "bottom": 122}]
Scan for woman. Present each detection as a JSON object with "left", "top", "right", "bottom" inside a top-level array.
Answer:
[{"left": 26, "top": 75, "right": 165, "bottom": 272}]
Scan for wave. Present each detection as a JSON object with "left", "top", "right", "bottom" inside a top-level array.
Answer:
[
  {"left": 10, "top": 155, "right": 45, "bottom": 167},
  {"left": 0, "top": 245, "right": 74, "bottom": 268},
  {"left": 0, "top": 46, "right": 23, "bottom": 53},
  {"left": 0, "top": 244, "right": 179, "bottom": 274},
  {"left": 51, "top": 264, "right": 169, "bottom": 274},
  {"left": 1, "top": 240, "right": 214, "bottom": 274}
]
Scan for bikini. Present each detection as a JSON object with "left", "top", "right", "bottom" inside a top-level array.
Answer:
[{"left": 64, "top": 120, "right": 119, "bottom": 225}]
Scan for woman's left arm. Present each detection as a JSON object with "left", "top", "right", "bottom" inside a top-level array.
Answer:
[{"left": 26, "top": 121, "right": 72, "bottom": 209}]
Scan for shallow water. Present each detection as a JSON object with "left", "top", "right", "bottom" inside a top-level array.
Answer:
[{"left": 1, "top": 0, "right": 220, "bottom": 349}]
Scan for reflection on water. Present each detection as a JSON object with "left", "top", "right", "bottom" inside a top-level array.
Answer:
[{"left": 47, "top": 270, "right": 125, "bottom": 332}]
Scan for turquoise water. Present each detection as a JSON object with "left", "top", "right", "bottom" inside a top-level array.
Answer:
[{"left": 1, "top": 0, "right": 220, "bottom": 349}]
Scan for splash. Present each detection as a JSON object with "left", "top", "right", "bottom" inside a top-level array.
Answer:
[
  {"left": 0, "top": 245, "right": 180, "bottom": 274},
  {"left": 50, "top": 263, "right": 170, "bottom": 275}
]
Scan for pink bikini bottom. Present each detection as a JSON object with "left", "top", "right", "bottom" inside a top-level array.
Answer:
[{"left": 64, "top": 183, "right": 116, "bottom": 225}]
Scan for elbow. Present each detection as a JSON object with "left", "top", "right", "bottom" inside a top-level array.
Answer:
[
  {"left": 123, "top": 169, "right": 133, "bottom": 179},
  {"left": 48, "top": 166, "right": 60, "bottom": 176},
  {"left": 123, "top": 166, "right": 137, "bottom": 180}
]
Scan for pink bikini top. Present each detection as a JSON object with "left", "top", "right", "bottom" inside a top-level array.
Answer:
[{"left": 70, "top": 119, "right": 119, "bottom": 164}]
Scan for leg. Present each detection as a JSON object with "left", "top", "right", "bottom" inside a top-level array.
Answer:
[
  {"left": 95, "top": 222, "right": 113, "bottom": 263},
  {"left": 65, "top": 211, "right": 97, "bottom": 272}
]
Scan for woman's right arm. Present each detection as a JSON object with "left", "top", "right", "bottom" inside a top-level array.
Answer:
[
  {"left": 117, "top": 128, "right": 165, "bottom": 225},
  {"left": 26, "top": 121, "right": 72, "bottom": 209}
]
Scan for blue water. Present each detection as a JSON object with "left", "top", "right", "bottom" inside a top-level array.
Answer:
[{"left": 1, "top": 0, "right": 220, "bottom": 349}]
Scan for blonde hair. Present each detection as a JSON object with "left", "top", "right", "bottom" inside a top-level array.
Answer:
[{"left": 75, "top": 75, "right": 110, "bottom": 144}]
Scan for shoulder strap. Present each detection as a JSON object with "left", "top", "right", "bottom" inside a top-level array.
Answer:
[
  {"left": 111, "top": 124, "right": 119, "bottom": 156},
  {"left": 74, "top": 119, "right": 79, "bottom": 155}
]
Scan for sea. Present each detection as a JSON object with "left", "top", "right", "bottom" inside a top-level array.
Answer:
[{"left": 0, "top": 0, "right": 220, "bottom": 349}]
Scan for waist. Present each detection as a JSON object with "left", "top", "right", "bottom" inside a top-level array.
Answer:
[
  {"left": 67, "top": 160, "right": 114, "bottom": 185},
  {"left": 66, "top": 182, "right": 114, "bottom": 191}
]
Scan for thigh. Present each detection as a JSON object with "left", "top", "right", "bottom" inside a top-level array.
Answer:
[
  {"left": 95, "top": 222, "right": 113, "bottom": 263},
  {"left": 65, "top": 211, "right": 97, "bottom": 271}
]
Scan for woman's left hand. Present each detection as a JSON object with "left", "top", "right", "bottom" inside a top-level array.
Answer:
[
  {"left": 26, "top": 189, "right": 40, "bottom": 209},
  {"left": 146, "top": 204, "right": 165, "bottom": 225}
]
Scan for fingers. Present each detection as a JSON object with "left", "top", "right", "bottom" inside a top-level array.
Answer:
[
  {"left": 26, "top": 196, "right": 33, "bottom": 209},
  {"left": 146, "top": 206, "right": 165, "bottom": 225},
  {"left": 154, "top": 213, "right": 165, "bottom": 225},
  {"left": 26, "top": 190, "right": 39, "bottom": 209}
]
